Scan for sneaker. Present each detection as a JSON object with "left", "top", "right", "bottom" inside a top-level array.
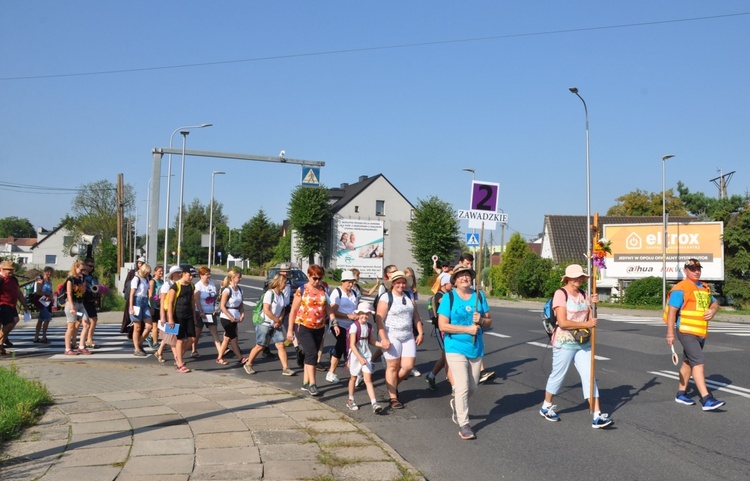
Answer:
[
  {"left": 325, "top": 372, "right": 340, "bottom": 384},
  {"left": 372, "top": 402, "right": 383, "bottom": 414},
  {"left": 458, "top": 424, "right": 476, "bottom": 440},
  {"left": 539, "top": 405, "right": 560, "bottom": 422},
  {"left": 592, "top": 413, "right": 614, "bottom": 429},
  {"left": 281, "top": 368, "right": 295, "bottom": 376},
  {"left": 64, "top": 349, "right": 78, "bottom": 356},
  {"left": 700, "top": 395, "right": 726, "bottom": 411},
  {"left": 133, "top": 349, "right": 146, "bottom": 357},
  {"left": 296, "top": 347, "right": 305, "bottom": 368},
  {"left": 449, "top": 398, "right": 458, "bottom": 425},
  {"left": 315, "top": 363, "right": 326, "bottom": 372},
  {"left": 355, "top": 373, "right": 364, "bottom": 388},
  {"left": 301, "top": 383, "right": 310, "bottom": 393},
  {"left": 308, "top": 384, "right": 320, "bottom": 396},
  {"left": 243, "top": 363, "right": 256, "bottom": 375},
  {"left": 426, "top": 375, "right": 437, "bottom": 391},
  {"left": 77, "top": 348, "right": 92, "bottom": 355},
  {"left": 411, "top": 368, "right": 421, "bottom": 377},
  {"left": 346, "top": 399, "right": 359, "bottom": 411},
  {"left": 479, "top": 370, "right": 496, "bottom": 384},
  {"left": 145, "top": 336, "right": 156, "bottom": 350},
  {"left": 262, "top": 348, "right": 277, "bottom": 359},
  {"left": 4, "top": 340, "right": 14, "bottom": 347},
  {"left": 675, "top": 393, "right": 696, "bottom": 406}
]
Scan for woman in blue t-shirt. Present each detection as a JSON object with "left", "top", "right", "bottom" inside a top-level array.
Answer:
[{"left": 437, "top": 265, "right": 491, "bottom": 440}]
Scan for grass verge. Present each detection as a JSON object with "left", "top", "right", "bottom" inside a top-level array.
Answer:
[{"left": 0, "top": 363, "right": 53, "bottom": 442}]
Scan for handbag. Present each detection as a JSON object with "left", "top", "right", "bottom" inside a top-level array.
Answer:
[{"left": 569, "top": 327, "right": 591, "bottom": 344}]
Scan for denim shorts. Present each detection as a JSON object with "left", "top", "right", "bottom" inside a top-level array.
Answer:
[
  {"left": 130, "top": 296, "right": 152, "bottom": 323},
  {"left": 255, "top": 323, "right": 285, "bottom": 347}
]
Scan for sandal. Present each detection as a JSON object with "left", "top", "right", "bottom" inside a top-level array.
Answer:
[
  {"left": 191, "top": 351, "right": 200, "bottom": 358},
  {"left": 176, "top": 364, "right": 191, "bottom": 373},
  {"left": 389, "top": 398, "right": 404, "bottom": 409},
  {"left": 64, "top": 349, "right": 78, "bottom": 356},
  {"left": 41, "top": 337, "right": 49, "bottom": 343},
  {"left": 156, "top": 353, "right": 165, "bottom": 363},
  {"left": 216, "top": 358, "right": 228, "bottom": 365},
  {"left": 239, "top": 357, "right": 248, "bottom": 365}
]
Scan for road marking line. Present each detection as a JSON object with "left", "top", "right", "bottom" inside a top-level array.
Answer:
[
  {"left": 649, "top": 370, "right": 750, "bottom": 398},
  {"left": 49, "top": 353, "right": 155, "bottom": 360},
  {"left": 485, "top": 332, "right": 510, "bottom": 338}
]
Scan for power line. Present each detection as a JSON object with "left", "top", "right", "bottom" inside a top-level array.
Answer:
[
  {"left": 2, "top": 12, "right": 748, "bottom": 81},
  {"left": 0, "top": 181, "right": 115, "bottom": 195}
]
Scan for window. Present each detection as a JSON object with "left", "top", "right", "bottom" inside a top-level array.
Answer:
[
  {"left": 354, "top": 206, "right": 359, "bottom": 213},
  {"left": 376, "top": 200, "right": 385, "bottom": 216},
  {"left": 45, "top": 255, "right": 57, "bottom": 264}
]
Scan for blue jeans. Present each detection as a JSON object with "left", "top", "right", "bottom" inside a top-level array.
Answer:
[
  {"left": 255, "top": 323, "right": 284, "bottom": 347},
  {"left": 545, "top": 345, "right": 599, "bottom": 400}
]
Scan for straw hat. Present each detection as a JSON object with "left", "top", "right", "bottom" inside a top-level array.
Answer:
[
  {"left": 384, "top": 270, "right": 413, "bottom": 290},
  {"left": 340, "top": 270, "right": 356, "bottom": 282},
  {"left": 450, "top": 265, "right": 476, "bottom": 285},
  {"left": 353, "top": 301, "right": 374, "bottom": 314},
  {"left": 561, "top": 264, "right": 589, "bottom": 282},
  {"left": 0, "top": 261, "right": 15, "bottom": 271}
]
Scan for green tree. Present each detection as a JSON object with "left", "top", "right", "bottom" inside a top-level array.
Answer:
[
  {"left": 677, "top": 182, "right": 748, "bottom": 225},
  {"left": 515, "top": 253, "right": 554, "bottom": 298},
  {"left": 271, "top": 232, "right": 292, "bottom": 265},
  {"left": 607, "top": 189, "right": 687, "bottom": 216},
  {"left": 723, "top": 208, "right": 750, "bottom": 309},
  {"left": 0, "top": 216, "right": 35, "bottom": 238},
  {"left": 71, "top": 179, "right": 135, "bottom": 240},
  {"left": 407, "top": 196, "right": 461, "bottom": 282},
  {"left": 622, "top": 276, "right": 663, "bottom": 306},
  {"left": 239, "top": 209, "right": 280, "bottom": 267},
  {"left": 496, "top": 232, "right": 531, "bottom": 296},
  {"left": 288, "top": 186, "right": 332, "bottom": 265}
]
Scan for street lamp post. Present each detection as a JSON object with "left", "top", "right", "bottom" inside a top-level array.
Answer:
[
  {"left": 163, "top": 123, "right": 212, "bottom": 269},
  {"left": 463, "top": 168, "right": 476, "bottom": 252},
  {"left": 662, "top": 154, "right": 675, "bottom": 310},
  {"left": 208, "top": 171, "right": 225, "bottom": 268},
  {"left": 569, "top": 87, "right": 592, "bottom": 301}
]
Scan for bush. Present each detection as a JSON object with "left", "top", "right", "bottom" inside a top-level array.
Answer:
[
  {"left": 0, "top": 364, "right": 53, "bottom": 442},
  {"left": 623, "top": 276, "right": 663, "bottom": 306}
]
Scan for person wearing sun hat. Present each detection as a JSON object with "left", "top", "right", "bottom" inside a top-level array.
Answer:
[
  {"left": 539, "top": 264, "right": 614, "bottom": 429},
  {"left": 664, "top": 258, "right": 725, "bottom": 411},
  {"left": 327, "top": 269, "right": 360, "bottom": 384},
  {"left": 437, "top": 264, "right": 491, "bottom": 440},
  {"left": 0, "top": 261, "right": 29, "bottom": 355},
  {"left": 345, "top": 301, "right": 384, "bottom": 413},
  {"left": 154, "top": 265, "right": 183, "bottom": 363},
  {"left": 376, "top": 270, "right": 424, "bottom": 409}
]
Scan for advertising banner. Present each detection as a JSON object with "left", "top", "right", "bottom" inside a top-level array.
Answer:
[
  {"left": 334, "top": 219, "right": 384, "bottom": 278},
  {"left": 602, "top": 222, "right": 723, "bottom": 281}
]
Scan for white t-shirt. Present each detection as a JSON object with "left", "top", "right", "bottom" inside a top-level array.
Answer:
[
  {"left": 330, "top": 287, "right": 359, "bottom": 330},
  {"left": 194, "top": 281, "right": 218, "bottom": 314},
  {"left": 348, "top": 322, "right": 372, "bottom": 360},
  {"left": 262, "top": 289, "right": 285, "bottom": 326},
  {"left": 379, "top": 292, "right": 415, "bottom": 342},
  {"left": 131, "top": 276, "right": 149, "bottom": 298},
  {"left": 220, "top": 286, "right": 244, "bottom": 320}
]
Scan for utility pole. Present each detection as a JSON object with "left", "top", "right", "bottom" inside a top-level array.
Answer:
[{"left": 117, "top": 174, "right": 124, "bottom": 270}]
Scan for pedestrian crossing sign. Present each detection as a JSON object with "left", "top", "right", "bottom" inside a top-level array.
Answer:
[
  {"left": 301, "top": 167, "right": 321, "bottom": 187},
  {"left": 466, "top": 233, "right": 479, "bottom": 247}
]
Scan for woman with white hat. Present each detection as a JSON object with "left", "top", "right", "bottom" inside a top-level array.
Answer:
[
  {"left": 539, "top": 264, "right": 613, "bottom": 429},
  {"left": 375, "top": 270, "right": 424, "bottom": 409},
  {"left": 326, "top": 269, "right": 360, "bottom": 383}
]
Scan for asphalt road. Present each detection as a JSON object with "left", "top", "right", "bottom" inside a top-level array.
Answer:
[{"left": 11, "top": 275, "right": 750, "bottom": 480}]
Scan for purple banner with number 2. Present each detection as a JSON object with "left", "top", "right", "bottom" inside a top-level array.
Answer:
[{"left": 471, "top": 182, "right": 498, "bottom": 211}]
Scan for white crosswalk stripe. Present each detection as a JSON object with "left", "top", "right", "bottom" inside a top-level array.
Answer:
[
  {"left": 4, "top": 324, "right": 155, "bottom": 360},
  {"left": 648, "top": 370, "right": 750, "bottom": 399}
]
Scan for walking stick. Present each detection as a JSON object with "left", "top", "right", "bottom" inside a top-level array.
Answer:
[
  {"left": 473, "top": 222, "right": 485, "bottom": 345},
  {"left": 589, "top": 214, "right": 599, "bottom": 412}
]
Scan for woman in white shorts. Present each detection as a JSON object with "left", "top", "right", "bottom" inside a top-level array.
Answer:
[{"left": 375, "top": 270, "right": 425, "bottom": 409}]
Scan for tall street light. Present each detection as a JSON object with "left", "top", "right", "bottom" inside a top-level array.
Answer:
[
  {"left": 569, "top": 87, "right": 592, "bottom": 301},
  {"left": 462, "top": 168, "right": 477, "bottom": 254},
  {"left": 208, "top": 171, "right": 225, "bottom": 268},
  {"left": 662, "top": 154, "right": 675, "bottom": 309},
  {"left": 163, "top": 123, "right": 212, "bottom": 269}
]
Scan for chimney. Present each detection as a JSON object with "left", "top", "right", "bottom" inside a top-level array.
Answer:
[
  {"left": 340, "top": 183, "right": 349, "bottom": 188},
  {"left": 359, "top": 175, "right": 368, "bottom": 182}
]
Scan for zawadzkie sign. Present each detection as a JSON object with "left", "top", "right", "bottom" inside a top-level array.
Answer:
[{"left": 602, "top": 222, "right": 724, "bottom": 281}]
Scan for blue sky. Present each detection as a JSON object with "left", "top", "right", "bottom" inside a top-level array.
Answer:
[{"left": 2, "top": 2, "right": 748, "bottom": 247}]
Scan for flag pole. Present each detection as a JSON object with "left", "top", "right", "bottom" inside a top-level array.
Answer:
[
  {"left": 473, "top": 221, "right": 484, "bottom": 345},
  {"left": 589, "top": 213, "right": 600, "bottom": 412}
]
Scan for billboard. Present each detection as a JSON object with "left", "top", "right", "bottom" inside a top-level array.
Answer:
[
  {"left": 602, "top": 222, "right": 723, "bottom": 281},
  {"left": 334, "top": 219, "right": 384, "bottom": 278}
]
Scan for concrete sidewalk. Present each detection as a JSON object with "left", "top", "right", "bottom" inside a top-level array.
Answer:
[{"left": 0, "top": 322, "right": 423, "bottom": 481}]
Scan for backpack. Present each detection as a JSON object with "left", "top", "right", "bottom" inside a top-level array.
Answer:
[
  {"left": 427, "top": 291, "right": 445, "bottom": 326},
  {"left": 253, "top": 290, "right": 275, "bottom": 325},
  {"left": 55, "top": 282, "right": 67, "bottom": 306},
  {"left": 542, "top": 288, "right": 585, "bottom": 339},
  {"left": 347, "top": 321, "right": 372, "bottom": 366}
]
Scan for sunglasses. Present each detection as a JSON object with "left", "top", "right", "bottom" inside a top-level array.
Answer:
[
  {"left": 686, "top": 266, "right": 702, "bottom": 271},
  {"left": 311, "top": 276, "right": 322, "bottom": 281}
]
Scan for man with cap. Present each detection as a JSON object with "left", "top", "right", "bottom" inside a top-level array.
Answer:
[
  {"left": 664, "top": 258, "right": 725, "bottom": 410},
  {"left": 0, "top": 261, "right": 29, "bottom": 354}
]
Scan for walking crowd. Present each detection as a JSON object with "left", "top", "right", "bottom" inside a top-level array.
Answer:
[{"left": 0, "top": 254, "right": 727, "bottom": 440}]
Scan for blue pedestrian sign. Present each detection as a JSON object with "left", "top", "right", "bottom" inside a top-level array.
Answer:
[
  {"left": 466, "top": 233, "right": 480, "bottom": 247},
  {"left": 301, "top": 167, "right": 321, "bottom": 187}
]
